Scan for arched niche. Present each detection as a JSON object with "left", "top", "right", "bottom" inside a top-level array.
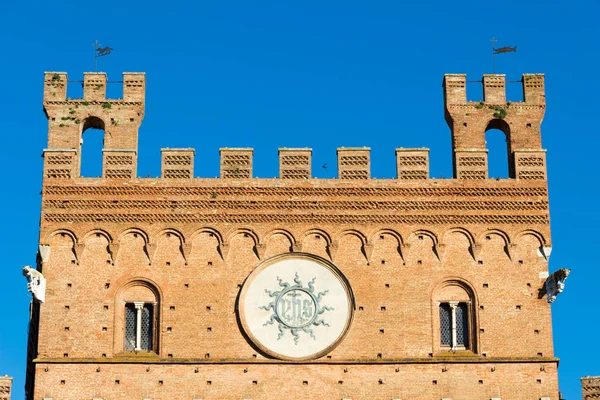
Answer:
[{"left": 80, "top": 116, "right": 106, "bottom": 177}]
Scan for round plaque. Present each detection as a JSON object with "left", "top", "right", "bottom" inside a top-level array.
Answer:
[{"left": 238, "top": 253, "right": 354, "bottom": 360}]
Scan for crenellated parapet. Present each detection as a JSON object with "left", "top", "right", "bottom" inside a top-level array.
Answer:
[
  {"left": 443, "top": 74, "right": 546, "bottom": 180},
  {"left": 41, "top": 71, "right": 548, "bottom": 182}
]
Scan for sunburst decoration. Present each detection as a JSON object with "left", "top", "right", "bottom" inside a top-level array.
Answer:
[{"left": 260, "top": 272, "right": 334, "bottom": 345}]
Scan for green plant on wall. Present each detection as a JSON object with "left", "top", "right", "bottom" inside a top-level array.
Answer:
[
  {"left": 488, "top": 105, "right": 507, "bottom": 119},
  {"left": 102, "top": 102, "right": 112, "bottom": 109}
]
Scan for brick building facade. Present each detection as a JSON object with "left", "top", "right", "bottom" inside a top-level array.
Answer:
[{"left": 25, "top": 71, "right": 559, "bottom": 399}]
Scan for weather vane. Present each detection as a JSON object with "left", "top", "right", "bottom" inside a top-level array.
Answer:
[
  {"left": 490, "top": 37, "right": 516, "bottom": 73},
  {"left": 92, "top": 40, "right": 113, "bottom": 71}
]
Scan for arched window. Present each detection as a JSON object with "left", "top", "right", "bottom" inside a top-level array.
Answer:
[
  {"left": 485, "top": 119, "right": 511, "bottom": 179},
  {"left": 80, "top": 117, "right": 105, "bottom": 177},
  {"left": 433, "top": 280, "right": 477, "bottom": 353},
  {"left": 116, "top": 280, "right": 160, "bottom": 354}
]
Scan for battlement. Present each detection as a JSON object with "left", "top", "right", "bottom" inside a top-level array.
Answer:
[
  {"left": 443, "top": 73, "right": 545, "bottom": 106},
  {"left": 40, "top": 72, "right": 547, "bottom": 182},
  {"left": 443, "top": 74, "right": 546, "bottom": 180},
  {"left": 43, "top": 72, "right": 146, "bottom": 104}
]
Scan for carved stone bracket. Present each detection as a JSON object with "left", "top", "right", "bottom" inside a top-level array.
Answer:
[
  {"left": 327, "top": 241, "right": 339, "bottom": 261},
  {"left": 75, "top": 243, "right": 86, "bottom": 265},
  {"left": 401, "top": 243, "right": 410, "bottom": 260},
  {"left": 539, "top": 245, "right": 552, "bottom": 261},
  {"left": 254, "top": 243, "right": 266, "bottom": 260},
  {"left": 363, "top": 242, "right": 374, "bottom": 262},
  {"left": 506, "top": 243, "right": 518, "bottom": 261},
  {"left": 219, "top": 243, "right": 229, "bottom": 261},
  {"left": 434, "top": 243, "right": 445, "bottom": 261},
  {"left": 181, "top": 243, "right": 192, "bottom": 265},
  {"left": 108, "top": 242, "right": 119, "bottom": 265},
  {"left": 471, "top": 243, "right": 483, "bottom": 261},
  {"left": 146, "top": 243, "right": 157, "bottom": 265},
  {"left": 38, "top": 244, "right": 51, "bottom": 263}
]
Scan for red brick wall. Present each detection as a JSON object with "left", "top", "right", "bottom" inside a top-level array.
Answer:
[{"left": 29, "top": 72, "right": 559, "bottom": 400}]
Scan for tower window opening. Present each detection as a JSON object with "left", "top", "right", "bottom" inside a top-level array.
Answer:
[{"left": 80, "top": 117, "right": 105, "bottom": 177}]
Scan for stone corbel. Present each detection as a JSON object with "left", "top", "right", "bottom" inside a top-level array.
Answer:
[
  {"left": 400, "top": 243, "right": 410, "bottom": 260},
  {"left": 74, "top": 242, "right": 86, "bottom": 265},
  {"left": 146, "top": 242, "right": 157, "bottom": 265},
  {"left": 108, "top": 242, "right": 119, "bottom": 265},
  {"left": 255, "top": 243, "right": 267, "bottom": 260},
  {"left": 434, "top": 243, "right": 445, "bottom": 261},
  {"left": 471, "top": 243, "right": 483, "bottom": 261},
  {"left": 38, "top": 244, "right": 51, "bottom": 263},
  {"left": 539, "top": 245, "right": 552, "bottom": 261},
  {"left": 181, "top": 242, "right": 192, "bottom": 265},
  {"left": 363, "top": 242, "right": 374, "bottom": 263},
  {"left": 327, "top": 241, "right": 339, "bottom": 261},
  {"left": 292, "top": 242, "right": 303, "bottom": 253},
  {"left": 219, "top": 242, "right": 230, "bottom": 261},
  {"left": 505, "top": 243, "right": 518, "bottom": 261}
]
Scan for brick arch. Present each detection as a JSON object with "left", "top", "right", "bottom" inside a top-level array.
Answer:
[
  {"left": 336, "top": 229, "right": 367, "bottom": 246},
  {"left": 113, "top": 278, "right": 163, "bottom": 356},
  {"left": 478, "top": 229, "right": 511, "bottom": 247},
  {"left": 116, "top": 227, "right": 149, "bottom": 245},
  {"left": 189, "top": 227, "right": 224, "bottom": 247},
  {"left": 44, "top": 228, "right": 78, "bottom": 245},
  {"left": 301, "top": 228, "right": 332, "bottom": 247},
  {"left": 408, "top": 229, "right": 439, "bottom": 245},
  {"left": 371, "top": 229, "right": 404, "bottom": 247},
  {"left": 114, "top": 228, "right": 151, "bottom": 266},
  {"left": 431, "top": 277, "right": 479, "bottom": 355},
  {"left": 82, "top": 228, "right": 113, "bottom": 244},
  {"left": 227, "top": 227, "right": 260, "bottom": 247},
  {"left": 262, "top": 228, "right": 296, "bottom": 247},
  {"left": 443, "top": 227, "right": 475, "bottom": 246},
  {"left": 261, "top": 229, "right": 296, "bottom": 259},
  {"left": 515, "top": 229, "right": 547, "bottom": 246}
]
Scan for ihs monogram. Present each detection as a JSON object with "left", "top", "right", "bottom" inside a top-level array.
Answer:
[{"left": 260, "top": 273, "right": 334, "bottom": 344}]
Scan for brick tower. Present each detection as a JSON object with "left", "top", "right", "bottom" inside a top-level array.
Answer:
[{"left": 25, "top": 72, "right": 559, "bottom": 399}]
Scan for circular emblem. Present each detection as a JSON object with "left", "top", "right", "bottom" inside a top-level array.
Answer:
[
  {"left": 238, "top": 253, "right": 354, "bottom": 360},
  {"left": 275, "top": 287, "right": 318, "bottom": 328}
]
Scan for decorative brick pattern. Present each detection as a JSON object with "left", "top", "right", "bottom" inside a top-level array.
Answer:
[
  {"left": 161, "top": 148, "right": 195, "bottom": 179},
  {"left": 279, "top": 148, "right": 311, "bottom": 179},
  {"left": 337, "top": 148, "right": 370, "bottom": 180},
  {"left": 582, "top": 376, "right": 600, "bottom": 400},
  {"left": 0, "top": 375, "right": 12, "bottom": 400},
  {"left": 455, "top": 150, "right": 488, "bottom": 179},
  {"left": 515, "top": 150, "right": 547, "bottom": 180},
  {"left": 395, "top": 148, "right": 429, "bottom": 180},
  {"left": 220, "top": 148, "right": 253, "bottom": 178},
  {"left": 43, "top": 149, "right": 76, "bottom": 179},
  {"left": 103, "top": 150, "right": 136, "bottom": 179}
]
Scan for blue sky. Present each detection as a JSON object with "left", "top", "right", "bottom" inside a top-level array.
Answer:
[{"left": 1, "top": 0, "right": 599, "bottom": 398}]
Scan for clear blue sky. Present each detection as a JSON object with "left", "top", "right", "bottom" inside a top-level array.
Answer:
[{"left": 1, "top": 0, "right": 598, "bottom": 398}]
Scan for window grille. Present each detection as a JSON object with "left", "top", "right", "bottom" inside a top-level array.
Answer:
[
  {"left": 440, "top": 303, "right": 451, "bottom": 346},
  {"left": 125, "top": 304, "right": 136, "bottom": 350},
  {"left": 456, "top": 303, "right": 468, "bottom": 346},
  {"left": 141, "top": 305, "right": 153, "bottom": 351}
]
